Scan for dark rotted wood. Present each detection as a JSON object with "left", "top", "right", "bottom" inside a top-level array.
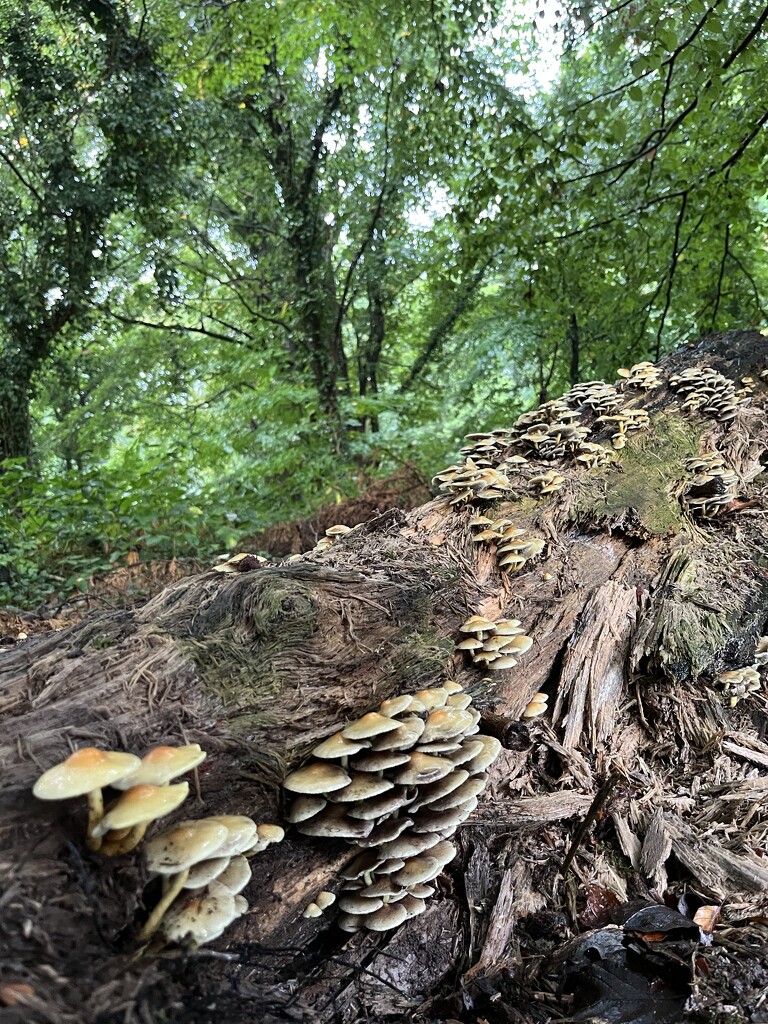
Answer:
[{"left": 1, "top": 330, "right": 768, "bottom": 1024}]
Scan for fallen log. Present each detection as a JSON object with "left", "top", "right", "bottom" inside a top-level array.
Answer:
[{"left": 1, "top": 329, "right": 767, "bottom": 1024}]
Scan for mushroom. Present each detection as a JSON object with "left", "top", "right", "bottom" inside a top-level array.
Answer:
[
  {"left": 33, "top": 747, "right": 142, "bottom": 851},
  {"left": 112, "top": 744, "right": 206, "bottom": 789},
  {"left": 94, "top": 782, "right": 190, "bottom": 855},
  {"left": 161, "top": 880, "right": 239, "bottom": 947},
  {"left": 139, "top": 820, "right": 230, "bottom": 941}
]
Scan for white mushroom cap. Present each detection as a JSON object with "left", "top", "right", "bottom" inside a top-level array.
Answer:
[
  {"left": 161, "top": 880, "right": 239, "bottom": 946},
  {"left": 303, "top": 902, "right": 323, "bottom": 918},
  {"left": 91, "top": 782, "right": 189, "bottom": 836},
  {"left": 399, "top": 894, "right": 427, "bottom": 920},
  {"left": 312, "top": 732, "right": 369, "bottom": 759},
  {"left": 391, "top": 855, "right": 441, "bottom": 886},
  {"left": 362, "top": 816, "right": 414, "bottom": 847},
  {"left": 196, "top": 815, "right": 259, "bottom": 856},
  {"left": 297, "top": 805, "right": 373, "bottom": 840},
  {"left": 286, "top": 795, "right": 327, "bottom": 823},
  {"left": 342, "top": 713, "right": 402, "bottom": 741},
  {"left": 391, "top": 752, "right": 454, "bottom": 786},
  {"left": 370, "top": 716, "right": 425, "bottom": 751},
  {"left": 112, "top": 744, "right": 206, "bottom": 789},
  {"left": 346, "top": 786, "right": 416, "bottom": 820},
  {"left": 429, "top": 774, "right": 488, "bottom": 810},
  {"left": 284, "top": 763, "right": 351, "bottom": 794},
  {"left": 215, "top": 855, "right": 252, "bottom": 894},
  {"left": 410, "top": 797, "right": 478, "bottom": 833},
  {"left": 420, "top": 708, "right": 476, "bottom": 743},
  {"left": 315, "top": 890, "right": 336, "bottom": 911},
  {"left": 183, "top": 856, "right": 231, "bottom": 890},
  {"left": 144, "top": 821, "right": 230, "bottom": 874},
  {"left": 410, "top": 769, "right": 470, "bottom": 809},
  {"left": 350, "top": 750, "right": 411, "bottom": 772},
  {"left": 33, "top": 748, "right": 141, "bottom": 800},
  {"left": 377, "top": 829, "right": 443, "bottom": 860},
  {"left": 377, "top": 695, "right": 414, "bottom": 717},
  {"left": 327, "top": 771, "right": 394, "bottom": 803},
  {"left": 463, "top": 735, "right": 502, "bottom": 772},
  {"left": 412, "top": 688, "right": 449, "bottom": 710},
  {"left": 364, "top": 901, "right": 409, "bottom": 931},
  {"left": 338, "top": 892, "right": 384, "bottom": 915}
]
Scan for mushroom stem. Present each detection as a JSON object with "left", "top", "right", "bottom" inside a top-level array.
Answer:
[
  {"left": 138, "top": 868, "right": 190, "bottom": 942},
  {"left": 103, "top": 821, "right": 151, "bottom": 857},
  {"left": 86, "top": 789, "right": 105, "bottom": 851}
]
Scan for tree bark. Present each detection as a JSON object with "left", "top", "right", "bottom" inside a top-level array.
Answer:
[{"left": 1, "top": 330, "right": 768, "bottom": 1024}]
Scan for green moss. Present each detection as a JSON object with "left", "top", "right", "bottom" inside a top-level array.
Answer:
[
  {"left": 574, "top": 413, "right": 703, "bottom": 535},
  {"left": 384, "top": 630, "right": 454, "bottom": 690}
]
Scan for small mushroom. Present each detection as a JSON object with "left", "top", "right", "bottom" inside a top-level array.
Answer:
[
  {"left": 94, "top": 782, "right": 190, "bottom": 855},
  {"left": 112, "top": 744, "right": 206, "bottom": 789}
]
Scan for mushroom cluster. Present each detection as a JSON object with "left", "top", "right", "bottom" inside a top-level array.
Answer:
[
  {"left": 522, "top": 691, "right": 549, "bottom": 720},
  {"left": 565, "top": 380, "right": 621, "bottom": 414},
  {"left": 616, "top": 361, "right": 662, "bottom": 391},
  {"left": 283, "top": 686, "right": 502, "bottom": 931},
  {"left": 716, "top": 667, "right": 761, "bottom": 707},
  {"left": 213, "top": 552, "right": 269, "bottom": 574},
  {"left": 311, "top": 523, "right": 354, "bottom": 554},
  {"left": 682, "top": 453, "right": 738, "bottom": 518},
  {"left": 140, "top": 815, "right": 284, "bottom": 945},
  {"left": 594, "top": 408, "right": 650, "bottom": 450},
  {"left": 459, "top": 429, "right": 515, "bottom": 461},
  {"left": 469, "top": 516, "right": 546, "bottom": 574},
  {"left": 575, "top": 440, "right": 613, "bottom": 468},
  {"left": 669, "top": 367, "right": 749, "bottom": 422},
  {"left": 521, "top": 418, "right": 591, "bottom": 460},
  {"left": 33, "top": 744, "right": 206, "bottom": 854},
  {"left": 457, "top": 615, "right": 534, "bottom": 670},
  {"left": 530, "top": 468, "right": 566, "bottom": 495},
  {"left": 433, "top": 458, "right": 512, "bottom": 505}
]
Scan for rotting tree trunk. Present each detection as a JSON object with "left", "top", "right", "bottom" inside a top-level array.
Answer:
[{"left": 2, "top": 330, "right": 768, "bottom": 1024}]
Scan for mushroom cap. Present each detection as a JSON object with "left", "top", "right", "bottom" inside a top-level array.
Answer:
[
  {"left": 411, "top": 688, "right": 449, "bottom": 710},
  {"left": 460, "top": 616, "right": 497, "bottom": 634},
  {"left": 391, "top": 855, "right": 441, "bottom": 886},
  {"left": 315, "top": 890, "right": 336, "bottom": 911},
  {"left": 350, "top": 750, "right": 411, "bottom": 772},
  {"left": 370, "top": 715, "right": 425, "bottom": 751},
  {"left": 443, "top": 681, "right": 464, "bottom": 694},
  {"left": 312, "top": 732, "right": 369, "bottom": 759},
  {"left": 362, "top": 816, "right": 414, "bottom": 847},
  {"left": 92, "top": 782, "right": 189, "bottom": 836},
  {"left": 377, "top": 694, "right": 414, "bottom": 717},
  {"left": 303, "top": 902, "right": 322, "bottom": 918},
  {"left": 215, "top": 855, "right": 252, "bottom": 894},
  {"left": 197, "top": 815, "right": 259, "bottom": 856},
  {"left": 522, "top": 701, "right": 547, "bottom": 719},
  {"left": 144, "top": 820, "right": 230, "bottom": 874},
  {"left": 33, "top": 748, "right": 142, "bottom": 800},
  {"left": 342, "top": 713, "right": 403, "bottom": 740},
  {"left": 391, "top": 752, "right": 454, "bottom": 786},
  {"left": 346, "top": 786, "right": 415, "bottom": 820},
  {"left": 327, "top": 771, "right": 394, "bottom": 803},
  {"left": 287, "top": 795, "right": 328, "bottom": 823},
  {"left": 256, "top": 824, "right": 285, "bottom": 845},
  {"left": 446, "top": 693, "right": 473, "bottom": 710},
  {"left": 161, "top": 880, "right": 238, "bottom": 946},
  {"left": 284, "top": 763, "right": 351, "bottom": 794},
  {"left": 410, "top": 797, "right": 478, "bottom": 833},
  {"left": 464, "top": 735, "right": 502, "bottom": 772},
  {"left": 364, "top": 901, "right": 409, "bottom": 931},
  {"left": 337, "top": 892, "right": 384, "bottom": 915},
  {"left": 429, "top": 774, "right": 488, "bottom": 810},
  {"left": 112, "top": 744, "right": 206, "bottom": 789},
  {"left": 183, "top": 856, "right": 231, "bottom": 890},
  {"left": 420, "top": 708, "right": 476, "bottom": 743},
  {"left": 446, "top": 739, "right": 486, "bottom": 766},
  {"left": 399, "top": 894, "right": 427, "bottom": 921},
  {"left": 410, "top": 769, "right": 470, "bottom": 809},
  {"left": 296, "top": 805, "right": 373, "bottom": 840},
  {"left": 377, "top": 829, "right": 444, "bottom": 860}
]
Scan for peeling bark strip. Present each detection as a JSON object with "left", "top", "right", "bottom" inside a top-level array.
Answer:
[{"left": 1, "top": 330, "right": 768, "bottom": 1023}]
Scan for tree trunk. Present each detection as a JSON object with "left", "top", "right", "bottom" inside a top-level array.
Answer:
[
  {"left": 0, "top": 358, "right": 33, "bottom": 463},
  {"left": 2, "top": 330, "right": 768, "bottom": 1024}
]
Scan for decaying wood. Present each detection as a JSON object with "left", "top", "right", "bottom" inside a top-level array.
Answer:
[{"left": 1, "top": 329, "right": 768, "bottom": 1024}]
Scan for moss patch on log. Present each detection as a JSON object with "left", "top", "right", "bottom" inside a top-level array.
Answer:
[{"left": 575, "top": 413, "right": 703, "bottom": 536}]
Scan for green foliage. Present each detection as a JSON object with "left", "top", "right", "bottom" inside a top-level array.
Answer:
[{"left": 1, "top": 0, "right": 767, "bottom": 610}]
